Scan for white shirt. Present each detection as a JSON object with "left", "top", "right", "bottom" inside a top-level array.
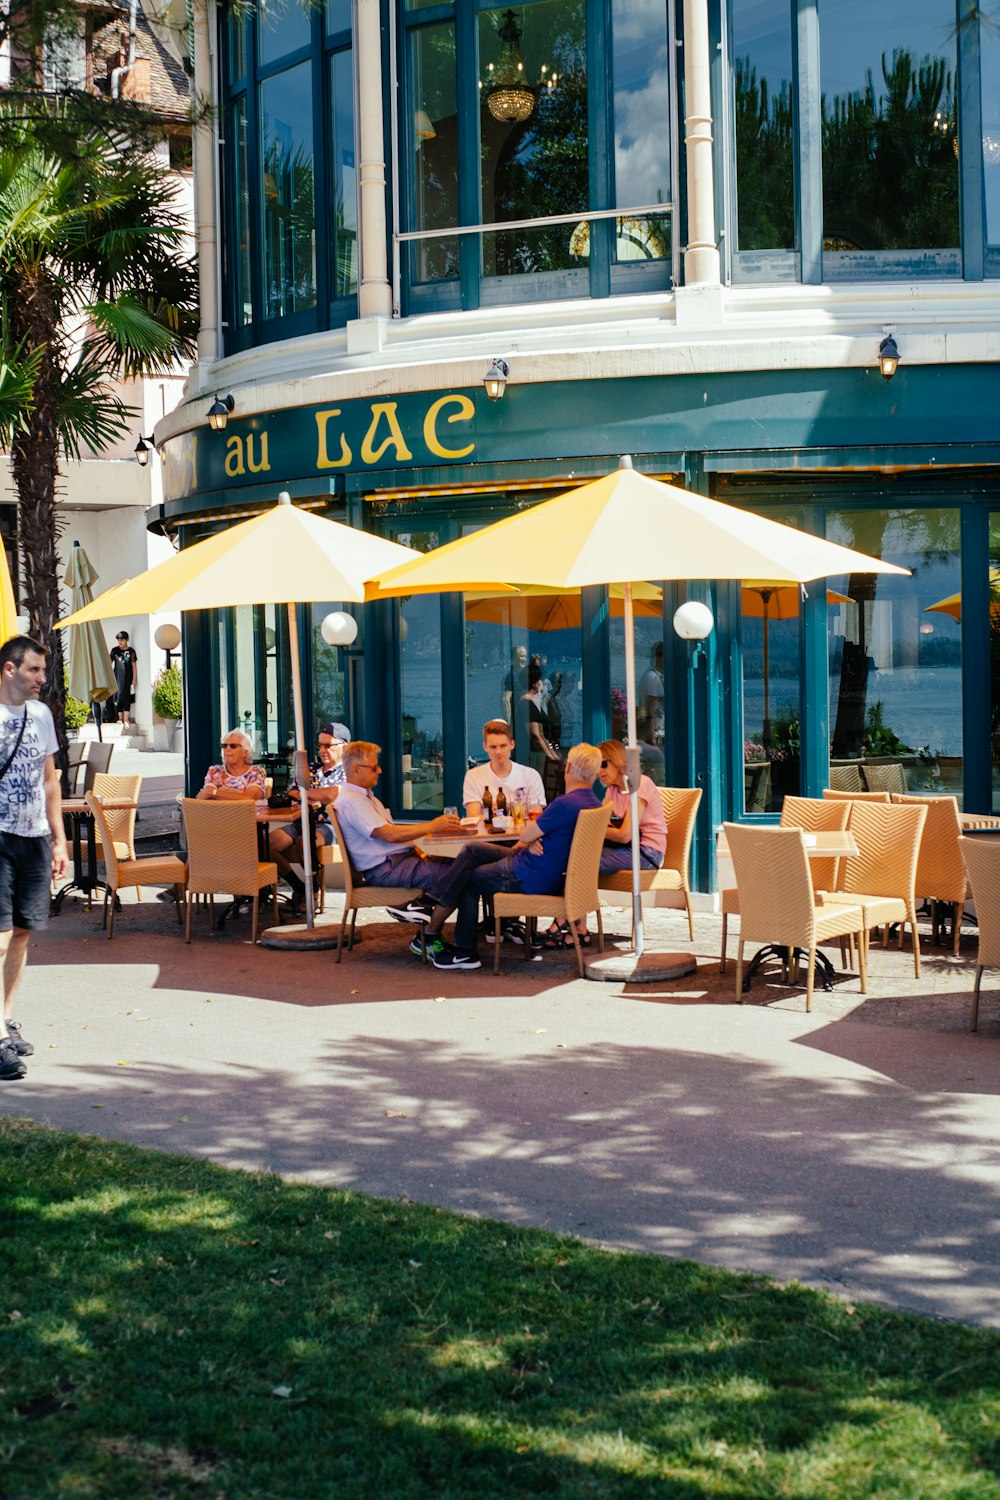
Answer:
[
  {"left": 0, "top": 700, "right": 58, "bottom": 838},
  {"left": 333, "top": 782, "right": 395, "bottom": 872},
  {"left": 462, "top": 760, "right": 546, "bottom": 811}
]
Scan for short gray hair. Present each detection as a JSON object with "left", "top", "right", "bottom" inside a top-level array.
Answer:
[
  {"left": 565, "top": 742, "right": 602, "bottom": 784},
  {"left": 343, "top": 740, "right": 380, "bottom": 777},
  {"left": 224, "top": 728, "right": 254, "bottom": 756}
]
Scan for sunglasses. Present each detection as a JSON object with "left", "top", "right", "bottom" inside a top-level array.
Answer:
[
  {"left": 220, "top": 742, "right": 243, "bottom": 750},
  {"left": 600, "top": 760, "right": 609, "bottom": 768}
]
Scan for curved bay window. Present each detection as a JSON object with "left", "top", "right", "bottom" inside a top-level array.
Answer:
[
  {"left": 403, "top": 0, "right": 676, "bottom": 311},
  {"left": 221, "top": 0, "right": 357, "bottom": 349}
]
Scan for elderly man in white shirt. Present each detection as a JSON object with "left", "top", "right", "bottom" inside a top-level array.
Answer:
[{"left": 334, "top": 740, "right": 461, "bottom": 920}]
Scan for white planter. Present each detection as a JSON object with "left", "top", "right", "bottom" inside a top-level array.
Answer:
[{"left": 165, "top": 718, "right": 184, "bottom": 753}]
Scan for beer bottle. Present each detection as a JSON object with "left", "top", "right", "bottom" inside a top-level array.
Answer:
[
  {"left": 482, "top": 785, "right": 494, "bottom": 826},
  {"left": 496, "top": 787, "right": 507, "bottom": 818}
]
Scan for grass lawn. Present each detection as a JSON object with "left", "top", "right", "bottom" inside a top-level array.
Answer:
[{"left": 1, "top": 1118, "right": 998, "bottom": 1499}]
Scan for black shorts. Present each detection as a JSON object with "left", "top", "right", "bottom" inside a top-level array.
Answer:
[{"left": 0, "top": 831, "right": 52, "bottom": 931}]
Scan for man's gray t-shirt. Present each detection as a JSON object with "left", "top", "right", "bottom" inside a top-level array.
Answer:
[{"left": 0, "top": 701, "right": 58, "bottom": 838}]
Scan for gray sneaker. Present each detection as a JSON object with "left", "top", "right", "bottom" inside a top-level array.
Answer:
[
  {"left": 0, "top": 1037, "right": 26, "bottom": 1080},
  {"left": 5, "top": 1020, "right": 33, "bottom": 1057}
]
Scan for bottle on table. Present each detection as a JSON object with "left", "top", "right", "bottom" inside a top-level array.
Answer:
[
  {"left": 482, "top": 785, "right": 494, "bottom": 826},
  {"left": 495, "top": 787, "right": 507, "bottom": 819}
]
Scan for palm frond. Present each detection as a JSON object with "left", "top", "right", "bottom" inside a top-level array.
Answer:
[{"left": 0, "top": 344, "right": 42, "bottom": 444}]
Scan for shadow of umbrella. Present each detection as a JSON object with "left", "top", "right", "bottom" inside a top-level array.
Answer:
[
  {"left": 742, "top": 582, "right": 851, "bottom": 750},
  {"left": 64, "top": 542, "right": 117, "bottom": 741}
]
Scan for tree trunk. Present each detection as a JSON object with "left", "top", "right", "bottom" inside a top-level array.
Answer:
[{"left": 8, "top": 264, "right": 68, "bottom": 764}]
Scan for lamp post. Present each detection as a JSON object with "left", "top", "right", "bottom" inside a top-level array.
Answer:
[{"left": 153, "top": 622, "right": 181, "bottom": 670}]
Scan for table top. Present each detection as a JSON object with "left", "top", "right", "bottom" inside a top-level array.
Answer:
[
  {"left": 64, "top": 797, "right": 138, "bottom": 813},
  {"left": 717, "top": 828, "right": 859, "bottom": 860},
  {"left": 960, "top": 813, "right": 1000, "bottom": 830},
  {"left": 416, "top": 829, "right": 519, "bottom": 859}
]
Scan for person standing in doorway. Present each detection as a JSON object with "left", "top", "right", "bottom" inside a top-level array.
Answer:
[
  {"left": 0, "top": 637, "right": 68, "bottom": 1081},
  {"left": 109, "top": 630, "right": 138, "bottom": 728}
]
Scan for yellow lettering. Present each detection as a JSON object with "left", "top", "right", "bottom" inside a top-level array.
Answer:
[
  {"left": 423, "top": 394, "right": 476, "bottom": 459},
  {"left": 246, "top": 431, "right": 270, "bottom": 474},
  {"left": 315, "top": 409, "right": 352, "bottom": 469},
  {"left": 224, "top": 435, "right": 245, "bottom": 477},
  {"left": 360, "top": 402, "right": 413, "bottom": 465}
]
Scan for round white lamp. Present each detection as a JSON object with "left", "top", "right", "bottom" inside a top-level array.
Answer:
[
  {"left": 153, "top": 623, "right": 181, "bottom": 652},
  {"left": 320, "top": 610, "right": 358, "bottom": 647},
  {"left": 673, "top": 601, "right": 714, "bottom": 641}
]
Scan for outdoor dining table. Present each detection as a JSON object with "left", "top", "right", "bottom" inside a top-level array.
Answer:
[
  {"left": 51, "top": 797, "right": 138, "bottom": 915},
  {"left": 716, "top": 826, "right": 861, "bottom": 993},
  {"left": 414, "top": 827, "right": 520, "bottom": 859}
]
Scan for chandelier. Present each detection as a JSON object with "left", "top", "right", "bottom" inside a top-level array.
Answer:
[{"left": 481, "top": 9, "right": 556, "bottom": 124}]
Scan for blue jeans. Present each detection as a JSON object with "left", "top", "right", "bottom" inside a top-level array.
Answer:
[
  {"left": 432, "top": 843, "right": 526, "bottom": 952},
  {"left": 598, "top": 843, "right": 663, "bottom": 874}
]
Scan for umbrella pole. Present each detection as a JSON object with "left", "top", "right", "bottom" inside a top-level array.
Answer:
[
  {"left": 622, "top": 581, "right": 644, "bottom": 958},
  {"left": 761, "top": 594, "right": 771, "bottom": 751},
  {"left": 286, "top": 601, "right": 315, "bottom": 930},
  {"left": 93, "top": 701, "right": 103, "bottom": 741}
]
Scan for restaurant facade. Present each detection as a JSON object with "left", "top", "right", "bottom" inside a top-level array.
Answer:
[{"left": 155, "top": 0, "right": 1000, "bottom": 890}]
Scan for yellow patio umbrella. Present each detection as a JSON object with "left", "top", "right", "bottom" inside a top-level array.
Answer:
[
  {"left": 742, "top": 581, "right": 852, "bottom": 749},
  {"left": 64, "top": 542, "right": 117, "bottom": 739},
  {"left": 59, "top": 494, "right": 420, "bottom": 937},
  {"left": 465, "top": 582, "right": 663, "bottom": 631},
  {"left": 368, "top": 459, "right": 908, "bottom": 975},
  {"left": 925, "top": 567, "right": 1000, "bottom": 622},
  {"left": 0, "top": 542, "right": 16, "bottom": 642}
]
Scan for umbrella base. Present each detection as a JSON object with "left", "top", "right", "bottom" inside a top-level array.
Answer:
[
  {"left": 585, "top": 950, "right": 697, "bottom": 983},
  {"left": 259, "top": 916, "right": 357, "bottom": 951}
]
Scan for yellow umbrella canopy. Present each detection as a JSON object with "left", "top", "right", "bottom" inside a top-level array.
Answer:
[
  {"left": 465, "top": 582, "right": 663, "bottom": 631},
  {"left": 0, "top": 542, "right": 16, "bottom": 642},
  {"left": 925, "top": 567, "right": 1000, "bottom": 622},
  {"left": 59, "top": 495, "right": 420, "bottom": 934},
  {"left": 367, "top": 460, "right": 908, "bottom": 965},
  {"left": 64, "top": 543, "right": 117, "bottom": 719}
]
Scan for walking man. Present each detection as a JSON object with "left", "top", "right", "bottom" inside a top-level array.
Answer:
[{"left": 0, "top": 637, "right": 68, "bottom": 1080}]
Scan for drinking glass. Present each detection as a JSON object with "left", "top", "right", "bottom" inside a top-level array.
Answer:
[
  {"left": 444, "top": 805, "right": 458, "bottom": 817},
  {"left": 527, "top": 802, "right": 542, "bottom": 821}
]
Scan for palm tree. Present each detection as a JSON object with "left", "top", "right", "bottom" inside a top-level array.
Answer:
[{"left": 0, "top": 102, "right": 197, "bottom": 747}]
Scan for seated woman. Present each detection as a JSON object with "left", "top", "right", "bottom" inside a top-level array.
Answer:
[
  {"left": 197, "top": 729, "right": 267, "bottom": 801},
  {"left": 543, "top": 738, "right": 666, "bottom": 948}
]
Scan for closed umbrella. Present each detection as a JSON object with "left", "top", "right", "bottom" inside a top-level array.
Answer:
[
  {"left": 58, "top": 494, "right": 420, "bottom": 936},
  {"left": 64, "top": 541, "right": 117, "bottom": 740},
  {"left": 368, "top": 459, "right": 908, "bottom": 978},
  {"left": 742, "top": 581, "right": 851, "bottom": 749}
]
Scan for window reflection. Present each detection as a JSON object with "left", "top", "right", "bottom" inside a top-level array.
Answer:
[
  {"left": 396, "top": 531, "right": 444, "bottom": 813},
  {"left": 259, "top": 0, "right": 311, "bottom": 66},
  {"left": 987, "top": 520, "right": 1000, "bottom": 809},
  {"left": 330, "top": 49, "right": 358, "bottom": 298},
  {"left": 610, "top": 600, "right": 664, "bottom": 787},
  {"left": 231, "top": 99, "right": 252, "bottom": 326},
  {"left": 412, "top": 23, "right": 459, "bottom": 283},
  {"left": 980, "top": 20, "right": 1000, "bottom": 244},
  {"left": 731, "top": 0, "right": 794, "bottom": 252},
  {"left": 827, "top": 508, "right": 962, "bottom": 800},
  {"left": 741, "top": 582, "right": 801, "bottom": 812},
  {"left": 820, "top": 0, "right": 958, "bottom": 257},
  {"left": 261, "top": 63, "right": 317, "bottom": 320},
  {"left": 611, "top": 0, "right": 671, "bottom": 263}
]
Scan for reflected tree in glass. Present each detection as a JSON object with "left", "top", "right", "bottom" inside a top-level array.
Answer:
[{"left": 733, "top": 57, "right": 794, "bottom": 250}]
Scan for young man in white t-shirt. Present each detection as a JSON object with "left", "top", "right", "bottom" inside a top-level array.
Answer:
[
  {"left": 462, "top": 719, "right": 546, "bottom": 820},
  {"left": 0, "top": 637, "right": 68, "bottom": 1081}
]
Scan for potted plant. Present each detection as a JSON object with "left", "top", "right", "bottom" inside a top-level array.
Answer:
[
  {"left": 64, "top": 669, "right": 92, "bottom": 739},
  {"left": 152, "top": 663, "right": 183, "bottom": 752}
]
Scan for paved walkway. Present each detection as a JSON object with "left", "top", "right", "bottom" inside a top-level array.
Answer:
[{"left": 9, "top": 892, "right": 1000, "bottom": 1328}]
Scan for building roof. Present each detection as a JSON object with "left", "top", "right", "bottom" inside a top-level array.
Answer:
[{"left": 89, "top": 1, "right": 190, "bottom": 123}]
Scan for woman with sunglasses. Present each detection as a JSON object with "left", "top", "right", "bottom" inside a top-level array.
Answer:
[{"left": 196, "top": 729, "right": 267, "bottom": 801}]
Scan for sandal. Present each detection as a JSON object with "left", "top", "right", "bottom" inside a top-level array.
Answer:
[{"left": 542, "top": 924, "right": 591, "bottom": 950}]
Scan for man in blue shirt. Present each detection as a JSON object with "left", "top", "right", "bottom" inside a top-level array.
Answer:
[{"left": 414, "top": 743, "right": 603, "bottom": 970}]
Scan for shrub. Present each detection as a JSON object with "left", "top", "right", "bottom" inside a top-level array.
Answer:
[
  {"left": 152, "top": 663, "right": 183, "bottom": 719},
  {"left": 64, "top": 668, "right": 93, "bottom": 732}
]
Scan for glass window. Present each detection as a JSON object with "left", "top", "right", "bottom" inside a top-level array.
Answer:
[
  {"left": 330, "top": 48, "right": 358, "bottom": 299},
  {"left": 325, "top": 0, "right": 352, "bottom": 35},
  {"left": 397, "top": 530, "right": 444, "bottom": 814},
  {"left": 479, "top": 0, "right": 588, "bottom": 280},
  {"left": 259, "top": 0, "right": 312, "bottom": 66},
  {"left": 731, "top": 0, "right": 794, "bottom": 252},
  {"left": 981, "top": 21, "right": 1000, "bottom": 245},
  {"left": 228, "top": 7, "right": 249, "bottom": 83},
  {"left": 261, "top": 63, "right": 317, "bottom": 321},
  {"left": 826, "top": 507, "right": 962, "bottom": 800},
  {"left": 741, "top": 582, "right": 801, "bottom": 812},
  {"left": 820, "top": 0, "right": 958, "bottom": 258},
  {"left": 987, "top": 519, "right": 1000, "bottom": 810},
  {"left": 230, "top": 99, "right": 252, "bottom": 327},
  {"left": 311, "top": 602, "right": 352, "bottom": 730},
  {"left": 609, "top": 596, "right": 665, "bottom": 786},
  {"left": 611, "top": 0, "right": 671, "bottom": 263},
  {"left": 412, "top": 22, "right": 459, "bottom": 283}
]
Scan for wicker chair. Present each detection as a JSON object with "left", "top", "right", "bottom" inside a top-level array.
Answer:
[
  {"left": 724, "top": 823, "right": 866, "bottom": 1009},
  {"left": 67, "top": 739, "right": 114, "bottom": 797},
  {"left": 892, "top": 793, "right": 966, "bottom": 954},
  {"left": 828, "top": 762, "right": 864, "bottom": 793},
  {"left": 598, "top": 786, "right": 702, "bottom": 940},
  {"left": 822, "top": 788, "right": 891, "bottom": 803},
  {"left": 959, "top": 836, "right": 1000, "bottom": 1031},
  {"left": 824, "top": 801, "right": 928, "bottom": 976},
  {"left": 493, "top": 804, "right": 612, "bottom": 976},
  {"left": 863, "top": 762, "right": 908, "bottom": 795},
  {"left": 85, "top": 792, "right": 186, "bottom": 939},
  {"left": 326, "top": 807, "right": 426, "bottom": 963},
  {"left": 720, "top": 796, "right": 851, "bottom": 974},
  {"left": 90, "top": 772, "right": 141, "bottom": 863},
  {"left": 181, "top": 798, "right": 278, "bottom": 944}
]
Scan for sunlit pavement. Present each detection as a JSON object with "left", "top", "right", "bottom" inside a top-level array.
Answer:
[{"left": 10, "top": 893, "right": 1000, "bottom": 1327}]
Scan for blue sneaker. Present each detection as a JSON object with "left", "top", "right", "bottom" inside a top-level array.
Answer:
[{"left": 410, "top": 932, "right": 447, "bottom": 961}]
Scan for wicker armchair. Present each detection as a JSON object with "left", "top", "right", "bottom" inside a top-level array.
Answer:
[
  {"left": 724, "top": 823, "right": 867, "bottom": 1010},
  {"left": 824, "top": 801, "right": 928, "bottom": 976},
  {"left": 326, "top": 807, "right": 426, "bottom": 963},
  {"left": 67, "top": 739, "right": 114, "bottom": 797},
  {"left": 90, "top": 772, "right": 141, "bottom": 863},
  {"left": 85, "top": 792, "right": 186, "bottom": 939},
  {"left": 181, "top": 798, "right": 278, "bottom": 944},
  {"left": 822, "top": 788, "right": 891, "bottom": 803},
  {"left": 892, "top": 793, "right": 966, "bottom": 954},
  {"left": 493, "top": 804, "right": 612, "bottom": 976},
  {"left": 598, "top": 786, "right": 702, "bottom": 940},
  {"left": 720, "top": 796, "right": 851, "bottom": 974},
  {"left": 959, "top": 836, "right": 1000, "bottom": 1030}
]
